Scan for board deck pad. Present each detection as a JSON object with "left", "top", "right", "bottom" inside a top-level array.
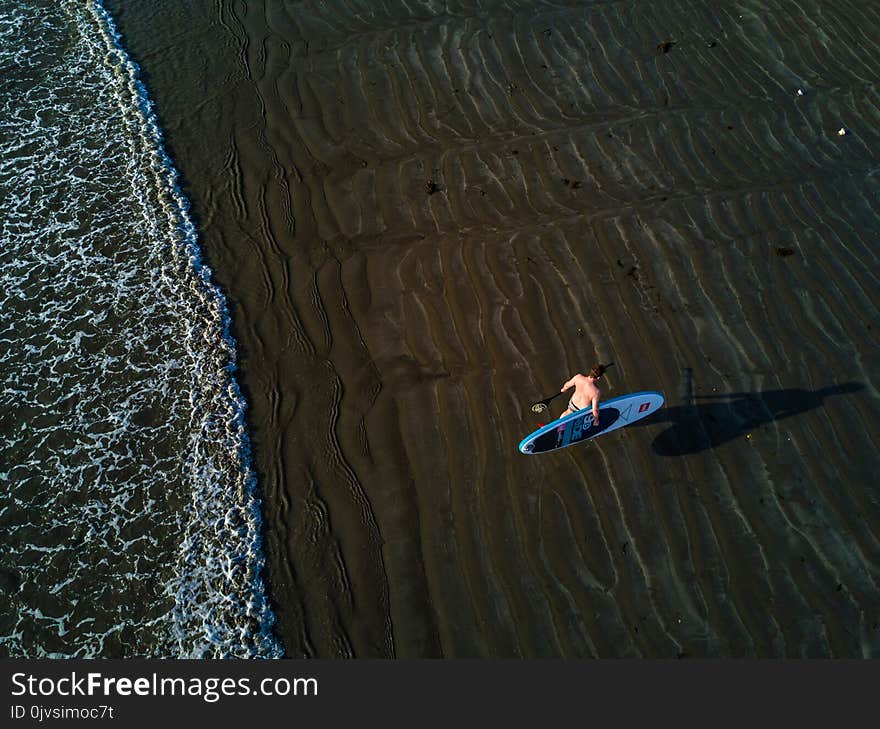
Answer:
[{"left": 518, "top": 391, "right": 664, "bottom": 454}]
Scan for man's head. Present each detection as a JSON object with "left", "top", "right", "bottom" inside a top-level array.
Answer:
[{"left": 589, "top": 362, "right": 613, "bottom": 379}]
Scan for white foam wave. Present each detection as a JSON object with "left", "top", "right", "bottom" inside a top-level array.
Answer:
[{"left": 0, "top": 0, "right": 282, "bottom": 658}]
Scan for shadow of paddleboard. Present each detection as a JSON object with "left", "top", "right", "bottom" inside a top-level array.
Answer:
[{"left": 636, "top": 382, "right": 864, "bottom": 456}]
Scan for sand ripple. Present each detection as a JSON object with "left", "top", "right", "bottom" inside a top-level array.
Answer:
[{"left": 108, "top": 0, "right": 880, "bottom": 656}]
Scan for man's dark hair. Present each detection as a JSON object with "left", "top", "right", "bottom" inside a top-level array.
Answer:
[{"left": 589, "top": 362, "right": 613, "bottom": 378}]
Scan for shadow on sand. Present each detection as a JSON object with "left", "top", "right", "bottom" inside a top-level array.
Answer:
[{"left": 635, "top": 382, "right": 864, "bottom": 456}]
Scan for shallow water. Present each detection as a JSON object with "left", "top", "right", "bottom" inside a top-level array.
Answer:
[
  {"left": 28, "top": 0, "right": 880, "bottom": 657},
  {"left": 0, "top": 0, "right": 280, "bottom": 657}
]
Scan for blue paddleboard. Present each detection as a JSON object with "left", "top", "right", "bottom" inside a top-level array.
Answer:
[{"left": 518, "top": 391, "right": 664, "bottom": 454}]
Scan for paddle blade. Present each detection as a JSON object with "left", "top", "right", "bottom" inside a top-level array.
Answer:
[
  {"left": 531, "top": 389, "right": 565, "bottom": 413},
  {"left": 531, "top": 390, "right": 563, "bottom": 413}
]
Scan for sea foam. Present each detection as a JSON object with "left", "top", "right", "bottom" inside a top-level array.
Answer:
[{"left": 0, "top": 0, "right": 281, "bottom": 658}]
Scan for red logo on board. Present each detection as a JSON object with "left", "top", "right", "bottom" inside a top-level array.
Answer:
[{"left": 638, "top": 402, "right": 650, "bottom": 413}]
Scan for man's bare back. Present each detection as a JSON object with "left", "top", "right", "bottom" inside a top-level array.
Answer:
[{"left": 559, "top": 364, "right": 609, "bottom": 420}]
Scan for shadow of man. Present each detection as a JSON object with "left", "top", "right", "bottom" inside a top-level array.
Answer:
[{"left": 642, "top": 382, "right": 864, "bottom": 456}]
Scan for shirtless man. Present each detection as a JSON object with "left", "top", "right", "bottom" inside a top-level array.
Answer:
[{"left": 559, "top": 364, "right": 608, "bottom": 421}]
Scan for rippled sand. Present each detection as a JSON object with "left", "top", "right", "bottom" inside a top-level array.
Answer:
[{"left": 108, "top": 0, "right": 880, "bottom": 657}]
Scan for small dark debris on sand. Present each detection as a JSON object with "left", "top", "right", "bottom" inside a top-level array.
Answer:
[
  {"left": 562, "top": 178, "right": 582, "bottom": 189},
  {"left": 425, "top": 180, "right": 442, "bottom": 195},
  {"left": 657, "top": 41, "right": 676, "bottom": 54},
  {"left": 776, "top": 247, "right": 796, "bottom": 257}
]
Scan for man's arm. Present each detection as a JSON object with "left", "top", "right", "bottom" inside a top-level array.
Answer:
[
  {"left": 561, "top": 377, "right": 576, "bottom": 392},
  {"left": 591, "top": 395, "right": 600, "bottom": 420}
]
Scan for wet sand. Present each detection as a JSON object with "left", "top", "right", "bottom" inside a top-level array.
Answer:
[{"left": 107, "top": 0, "right": 880, "bottom": 657}]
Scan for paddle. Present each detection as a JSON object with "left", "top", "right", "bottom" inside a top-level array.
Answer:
[
  {"left": 530, "top": 391, "right": 564, "bottom": 413},
  {"left": 530, "top": 363, "right": 615, "bottom": 414}
]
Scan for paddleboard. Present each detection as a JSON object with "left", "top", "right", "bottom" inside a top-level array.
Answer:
[{"left": 518, "top": 391, "right": 664, "bottom": 454}]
